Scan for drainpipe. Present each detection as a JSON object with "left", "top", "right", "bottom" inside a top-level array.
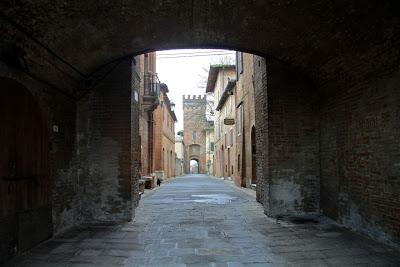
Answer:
[{"left": 148, "top": 110, "right": 154, "bottom": 174}]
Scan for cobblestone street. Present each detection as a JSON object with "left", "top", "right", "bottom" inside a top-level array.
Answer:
[{"left": 7, "top": 175, "right": 399, "bottom": 266}]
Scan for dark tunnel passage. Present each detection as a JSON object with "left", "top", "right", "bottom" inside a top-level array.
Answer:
[{"left": 1, "top": 0, "right": 399, "bottom": 263}]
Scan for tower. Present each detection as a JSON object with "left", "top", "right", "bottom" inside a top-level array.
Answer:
[{"left": 182, "top": 95, "right": 208, "bottom": 174}]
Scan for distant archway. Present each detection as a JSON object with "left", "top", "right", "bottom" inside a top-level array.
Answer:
[{"left": 189, "top": 159, "right": 199, "bottom": 174}]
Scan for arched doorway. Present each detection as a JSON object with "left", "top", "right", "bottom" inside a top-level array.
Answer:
[
  {"left": 0, "top": 78, "right": 51, "bottom": 260},
  {"left": 189, "top": 159, "right": 199, "bottom": 174},
  {"left": 251, "top": 126, "right": 256, "bottom": 185}
]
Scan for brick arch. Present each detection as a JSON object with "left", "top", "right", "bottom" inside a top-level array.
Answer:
[
  {"left": 189, "top": 158, "right": 200, "bottom": 174},
  {"left": 1, "top": 0, "right": 400, "bottom": 248},
  {"left": 1, "top": 1, "right": 398, "bottom": 83}
]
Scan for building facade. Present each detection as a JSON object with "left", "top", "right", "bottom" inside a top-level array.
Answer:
[
  {"left": 134, "top": 52, "right": 177, "bottom": 180},
  {"left": 153, "top": 84, "right": 177, "bottom": 178},
  {"left": 134, "top": 52, "right": 159, "bottom": 178},
  {"left": 182, "top": 95, "right": 208, "bottom": 174},
  {"left": 205, "top": 121, "right": 215, "bottom": 175},
  {"left": 234, "top": 52, "right": 257, "bottom": 188},
  {"left": 206, "top": 65, "right": 236, "bottom": 179}
]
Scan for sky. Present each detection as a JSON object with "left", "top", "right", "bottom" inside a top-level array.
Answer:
[{"left": 156, "top": 49, "right": 236, "bottom": 133}]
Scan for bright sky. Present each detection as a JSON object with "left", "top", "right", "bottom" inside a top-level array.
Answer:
[{"left": 156, "top": 49, "right": 236, "bottom": 134}]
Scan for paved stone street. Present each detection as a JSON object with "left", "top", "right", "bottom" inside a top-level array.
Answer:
[{"left": 6, "top": 175, "right": 400, "bottom": 266}]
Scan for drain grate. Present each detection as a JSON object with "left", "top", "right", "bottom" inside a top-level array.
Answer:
[
  {"left": 277, "top": 215, "right": 320, "bottom": 224},
  {"left": 289, "top": 217, "right": 319, "bottom": 224}
]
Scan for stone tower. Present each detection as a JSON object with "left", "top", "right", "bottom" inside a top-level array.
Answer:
[{"left": 183, "top": 95, "right": 208, "bottom": 174}]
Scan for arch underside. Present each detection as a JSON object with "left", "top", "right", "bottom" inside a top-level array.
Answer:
[
  {"left": 0, "top": 0, "right": 399, "bottom": 250},
  {"left": 1, "top": 1, "right": 398, "bottom": 90}
]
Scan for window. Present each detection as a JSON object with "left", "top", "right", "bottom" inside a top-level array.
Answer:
[
  {"left": 230, "top": 128, "right": 233, "bottom": 146},
  {"left": 215, "top": 120, "right": 219, "bottom": 139},
  {"left": 237, "top": 104, "right": 243, "bottom": 136},
  {"left": 224, "top": 132, "right": 227, "bottom": 147},
  {"left": 210, "top": 142, "right": 215, "bottom": 152},
  {"left": 238, "top": 154, "right": 241, "bottom": 172},
  {"left": 220, "top": 120, "right": 223, "bottom": 139},
  {"left": 192, "top": 131, "right": 197, "bottom": 142}
]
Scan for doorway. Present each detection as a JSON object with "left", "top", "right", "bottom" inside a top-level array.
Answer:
[{"left": 0, "top": 78, "right": 51, "bottom": 261}]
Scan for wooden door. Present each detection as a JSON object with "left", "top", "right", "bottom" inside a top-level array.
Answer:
[{"left": 0, "top": 78, "right": 51, "bottom": 262}]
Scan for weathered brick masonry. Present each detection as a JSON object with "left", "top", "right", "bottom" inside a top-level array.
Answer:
[
  {"left": 317, "top": 42, "right": 400, "bottom": 243},
  {"left": 254, "top": 57, "right": 320, "bottom": 216},
  {"left": 77, "top": 58, "right": 137, "bottom": 222},
  {"left": 267, "top": 59, "right": 320, "bottom": 216},
  {"left": 0, "top": 43, "right": 139, "bottom": 261},
  {"left": 254, "top": 56, "right": 268, "bottom": 206},
  {"left": 183, "top": 95, "right": 208, "bottom": 174},
  {"left": 0, "top": 59, "right": 80, "bottom": 261},
  {"left": 255, "top": 49, "right": 400, "bottom": 244},
  {"left": 1, "top": 0, "right": 399, "bottom": 259}
]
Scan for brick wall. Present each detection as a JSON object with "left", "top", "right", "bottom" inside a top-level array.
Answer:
[
  {"left": 0, "top": 61, "right": 79, "bottom": 260},
  {"left": 77, "top": 58, "right": 136, "bottom": 222},
  {"left": 183, "top": 95, "right": 208, "bottom": 174},
  {"left": 266, "top": 58, "right": 320, "bottom": 216},
  {"left": 254, "top": 56, "right": 268, "bottom": 206},
  {"left": 152, "top": 103, "right": 163, "bottom": 172},
  {"left": 234, "top": 53, "right": 256, "bottom": 188},
  {"left": 255, "top": 42, "right": 400, "bottom": 244},
  {"left": 254, "top": 56, "right": 320, "bottom": 216},
  {"left": 152, "top": 96, "right": 176, "bottom": 178},
  {"left": 319, "top": 42, "right": 400, "bottom": 244}
]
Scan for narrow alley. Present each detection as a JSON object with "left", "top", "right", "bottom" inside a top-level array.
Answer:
[{"left": 6, "top": 175, "right": 399, "bottom": 267}]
